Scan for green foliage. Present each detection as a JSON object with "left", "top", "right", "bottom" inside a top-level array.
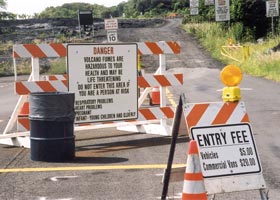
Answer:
[
  {"left": 0, "top": 0, "right": 6, "bottom": 7},
  {"left": 184, "top": 23, "right": 280, "bottom": 82}
]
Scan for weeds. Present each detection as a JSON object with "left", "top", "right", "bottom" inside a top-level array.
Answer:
[{"left": 183, "top": 22, "right": 280, "bottom": 82}]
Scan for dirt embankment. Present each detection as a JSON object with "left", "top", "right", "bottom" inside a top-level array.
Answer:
[
  {"left": 0, "top": 18, "right": 165, "bottom": 43},
  {"left": 0, "top": 18, "right": 165, "bottom": 76}
]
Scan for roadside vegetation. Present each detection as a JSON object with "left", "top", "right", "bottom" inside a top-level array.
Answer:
[
  {"left": 0, "top": 0, "right": 280, "bottom": 82},
  {"left": 183, "top": 22, "right": 280, "bottom": 82}
]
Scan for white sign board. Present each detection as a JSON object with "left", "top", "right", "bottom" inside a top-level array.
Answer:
[
  {"left": 107, "top": 30, "right": 118, "bottom": 43},
  {"left": 191, "top": 123, "right": 261, "bottom": 178},
  {"left": 104, "top": 18, "right": 118, "bottom": 30},
  {"left": 266, "top": 0, "right": 279, "bottom": 17},
  {"left": 190, "top": 8, "right": 199, "bottom": 15},
  {"left": 190, "top": 0, "right": 199, "bottom": 8},
  {"left": 215, "top": 0, "right": 230, "bottom": 21},
  {"left": 67, "top": 43, "right": 138, "bottom": 124},
  {"left": 205, "top": 0, "right": 214, "bottom": 6}
]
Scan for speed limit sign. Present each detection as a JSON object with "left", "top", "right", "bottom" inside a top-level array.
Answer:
[{"left": 107, "top": 30, "right": 118, "bottom": 43}]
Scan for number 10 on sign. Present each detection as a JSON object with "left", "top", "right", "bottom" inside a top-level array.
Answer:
[{"left": 107, "top": 30, "right": 118, "bottom": 43}]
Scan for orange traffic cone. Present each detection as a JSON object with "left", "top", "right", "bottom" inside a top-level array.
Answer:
[
  {"left": 182, "top": 140, "right": 208, "bottom": 200},
  {"left": 151, "top": 87, "right": 160, "bottom": 105}
]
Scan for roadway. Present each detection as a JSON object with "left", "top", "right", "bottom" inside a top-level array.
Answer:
[{"left": 0, "top": 18, "right": 280, "bottom": 199}]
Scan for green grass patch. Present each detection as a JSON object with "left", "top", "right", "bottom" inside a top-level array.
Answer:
[{"left": 183, "top": 23, "right": 280, "bottom": 82}]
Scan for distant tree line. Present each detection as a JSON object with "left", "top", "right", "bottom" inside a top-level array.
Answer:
[{"left": 0, "top": 0, "right": 279, "bottom": 40}]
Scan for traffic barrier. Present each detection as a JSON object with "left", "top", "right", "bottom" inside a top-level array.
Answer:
[
  {"left": 2, "top": 41, "right": 182, "bottom": 147},
  {"left": 183, "top": 100, "right": 267, "bottom": 198},
  {"left": 183, "top": 101, "right": 249, "bottom": 130},
  {"left": 15, "top": 73, "right": 179, "bottom": 131},
  {"left": 221, "top": 45, "right": 250, "bottom": 63},
  {"left": 13, "top": 42, "right": 180, "bottom": 58},
  {"left": 182, "top": 140, "right": 208, "bottom": 200},
  {"left": 15, "top": 80, "right": 68, "bottom": 95}
]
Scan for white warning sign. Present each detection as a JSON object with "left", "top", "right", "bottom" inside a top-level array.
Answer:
[
  {"left": 191, "top": 123, "right": 261, "bottom": 178},
  {"left": 67, "top": 43, "right": 138, "bottom": 124},
  {"left": 266, "top": 0, "right": 279, "bottom": 17},
  {"left": 215, "top": 0, "right": 230, "bottom": 21}
]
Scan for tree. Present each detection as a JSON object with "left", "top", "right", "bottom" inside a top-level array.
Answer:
[{"left": 0, "top": 0, "right": 6, "bottom": 8}]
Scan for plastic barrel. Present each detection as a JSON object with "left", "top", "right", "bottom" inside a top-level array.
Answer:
[{"left": 29, "top": 92, "right": 75, "bottom": 162}]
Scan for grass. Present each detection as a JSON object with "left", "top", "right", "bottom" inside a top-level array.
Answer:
[{"left": 183, "top": 22, "right": 280, "bottom": 82}]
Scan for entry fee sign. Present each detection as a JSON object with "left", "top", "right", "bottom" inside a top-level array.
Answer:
[
  {"left": 67, "top": 43, "right": 138, "bottom": 124},
  {"left": 191, "top": 123, "right": 262, "bottom": 178}
]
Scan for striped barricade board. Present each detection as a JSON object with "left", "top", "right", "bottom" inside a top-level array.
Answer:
[
  {"left": 13, "top": 41, "right": 180, "bottom": 59},
  {"left": 15, "top": 73, "right": 182, "bottom": 133},
  {"left": 183, "top": 101, "right": 266, "bottom": 195},
  {"left": 16, "top": 73, "right": 183, "bottom": 95}
]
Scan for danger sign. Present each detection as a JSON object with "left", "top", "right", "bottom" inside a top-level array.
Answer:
[
  {"left": 67, "top": 43, "right": 138, "bottom": 124},
  {"left": 191, "top": 123, "right": 261, "bottom": 178}
]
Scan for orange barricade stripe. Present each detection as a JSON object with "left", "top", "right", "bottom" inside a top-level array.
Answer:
[
  {"left": 182, "top": 193, "right": 208, "bottom": 199},
  {"left": 48, "top": 74, "right": 68, "bottom": 81},
  {"left": 212, "top": 102, "right": 238, "bottom": 125},
  {"left": 160, "top": 107, "right": 174, "bottom": 119},
  {"left": 19, "top": 102, "right": 29, "bottom": 116},
  {"left": 138, "top": 76, "right": 150, "bottom": 88},
  {"left": 23, "top": 44, "right": 47, "bottom": 58},
  {"left": 241, "top": 113, "right": 250, "bottom": 122},
  {"left": 50, "top": 43, "right": 67, "bottom": 57},
  {"left": 139, "top": 108, "right": 157, "bottom": 120},
  {"left": 166, "top": 41, "right": 181, "bottom": 54},
  {"left": 13, "top": 51, "right": 20, "bottom": 58},
  {"left": 36, "top": 81, "right": 57, "bottom": 92},
  {"left": 62, "top": 80, "right": 68, "bottom": 87},
  {"left": 18, "top": 117, "right": 30, "bottom": 131},
  {"left": 184, "top": 172, "right": 203, "bottom": 181},
  {"left": 186, "top": 104, "right": 209, "bottom": 128},
  {"left": 174, "top": 74, "right": 183, "bottom": 84},
  {"left": 154, "top": 75, "right": 171, "bottom": 86},
  {"left": 15, "top": 82, "right": 30, "bottom": 95},
  {"left": 145, "top": 42, "right": 164, "bottom": 54}
]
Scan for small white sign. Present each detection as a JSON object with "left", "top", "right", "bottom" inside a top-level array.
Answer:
[
  {"left": 67, "top": 43, "right": 138, "bottom": 124},
  {"left": 266, "top": 0, "right": 279, "bottom": 17},
  {"left": 190, "top": 7, "right": 199, "bottom": 15},
  {"left": 107, "top": 30, "right": 118, "bottom": 43},
  {"left": 190, "top": 0, "right": 199, "bottom": 8},
  {"left": 104, "top": 18, "right": 118, "bottom": 30},
  {"left": 191, "top": 123, "right": 261, "bottom": 178},
  {"left": 215, "top": 0, "right": 230, "bottom": 21},
  {"left": 205, "top": 0, "right": 214, "bottom": 6}
]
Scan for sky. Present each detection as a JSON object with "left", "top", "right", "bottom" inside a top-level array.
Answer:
[{"left": 6, "top": 0, "right": 127, "bottom": 15}]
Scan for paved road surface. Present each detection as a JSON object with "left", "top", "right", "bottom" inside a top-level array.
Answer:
[{"left": 0, "top": 18, "right": 279, "bottom": 199}]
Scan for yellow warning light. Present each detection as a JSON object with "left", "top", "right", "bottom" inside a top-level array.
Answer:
[
  {"left": 220, "top": 65, "right": 242, "bottom": 102},
  {"left": 220, "top": 64, "right": 242, "bottom": 87}
]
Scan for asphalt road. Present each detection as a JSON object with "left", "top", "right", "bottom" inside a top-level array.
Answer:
[{"left": 0, "top": 18, "right": 280, "bottom": 199}]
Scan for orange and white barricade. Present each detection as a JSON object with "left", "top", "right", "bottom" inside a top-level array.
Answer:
[{"left": 1, "top": 41, "right": 182, "bottom": 147}]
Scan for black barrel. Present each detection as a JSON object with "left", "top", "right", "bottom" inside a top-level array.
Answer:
[{"left": 29, "top": 92, "right": 76, "bottom": 162}]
